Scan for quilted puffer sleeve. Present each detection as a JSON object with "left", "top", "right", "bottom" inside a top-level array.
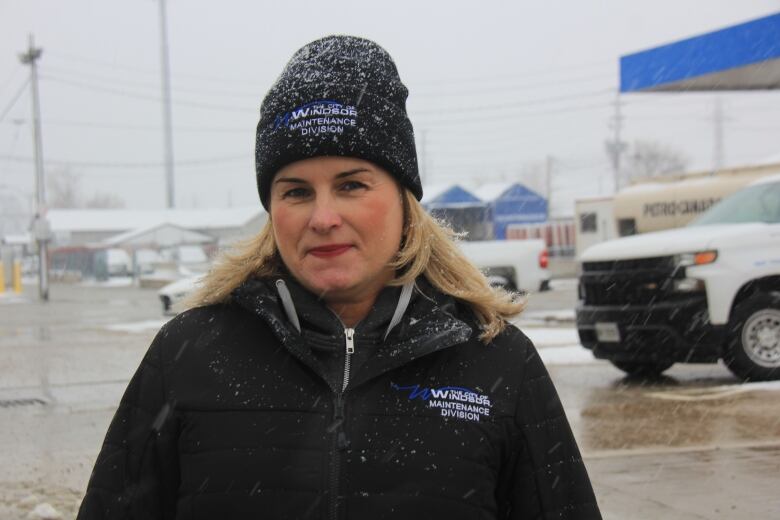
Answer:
[
  {"left": 77, "top": 324, "right": 180, "bottom": 520},
  {"left": 502, "top": 341, "right": 602, "bottom": 519}
]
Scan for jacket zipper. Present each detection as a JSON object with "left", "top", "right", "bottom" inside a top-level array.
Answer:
[
  {"left": 342, "top": 327, "right": 355, "bottom": 392},
  {"left": 330, "top": 327, "right": 354, "bottom": 520}
]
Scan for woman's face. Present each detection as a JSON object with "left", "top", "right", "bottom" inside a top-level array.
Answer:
[{"left": 270, "top": 156, "right": 404, "bottom": 306}]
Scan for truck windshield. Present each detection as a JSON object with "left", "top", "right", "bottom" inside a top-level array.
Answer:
[{"left": 689, "top": 181, "right": 780, "bottom": 226}]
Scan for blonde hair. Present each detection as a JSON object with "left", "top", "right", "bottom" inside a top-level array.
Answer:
[{"left": 188, "top": 190, "right": 525, "bottom": 342}]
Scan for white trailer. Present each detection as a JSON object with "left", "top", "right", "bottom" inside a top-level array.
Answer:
[{"left": 574, "top": 197, "right": 617, "bottom": 260}]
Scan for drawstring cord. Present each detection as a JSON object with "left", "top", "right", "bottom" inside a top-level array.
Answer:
[{"left": 274, "top": 278, "right": 415, "bottom": 341}]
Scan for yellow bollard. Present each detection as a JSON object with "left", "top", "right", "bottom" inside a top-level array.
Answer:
[
  {"left": 0, "top": 261, "right": 5, "bottom": 293},
  {"left": 13, "top": 260, "right": 22, "bottom": 294}
]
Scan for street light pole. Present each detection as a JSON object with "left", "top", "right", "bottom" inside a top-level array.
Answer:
[
  {"left": 159, "top": 0, "right": 175, "bottom": 208},
  {"left": 19, "top": 34, "right": 50, "bottom": 301}
]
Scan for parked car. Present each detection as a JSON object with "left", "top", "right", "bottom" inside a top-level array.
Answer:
[{"left": 158, "top": 275, "right": 202, "bottom": 315}]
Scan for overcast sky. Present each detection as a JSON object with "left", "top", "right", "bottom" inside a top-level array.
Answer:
[{"left": 1, "top": 0, "right": 779, "bottom": 216}]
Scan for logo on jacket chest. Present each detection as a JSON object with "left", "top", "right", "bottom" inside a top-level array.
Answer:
[{"left": 391, "top": 383, "right": 492, "bottom": 422}]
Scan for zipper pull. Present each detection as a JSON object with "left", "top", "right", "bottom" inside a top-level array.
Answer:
[
  {"left": 345, "top": 328, "right": 355, "bottom": 355},
  {"left": 337, "top": 431, "right": 350, "bottom": 450}
]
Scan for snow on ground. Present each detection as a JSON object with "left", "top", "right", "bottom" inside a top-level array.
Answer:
[
  {"left": 0, "top": 292, "right": 27, "bottom": 304},
  {"left": 80, "top": 276, "right": 134, "bottom": 288},
  {"left": 104, "top": 319, "right": 167, "bottom": 333},
  {"left": 538, "top": 345, "right": 598, "bottom": 365},
  {"left": 646, "top": 379, "right": 780, "bottom": 401},
  {"left": 522, "top": 327, "right": 580, "bottom": 347},
  {"left": 524, "top": 326, "right": 597, "bottom": 365},
  {"left": 519, "top": 309, "right": 575, "bottom": 324}
]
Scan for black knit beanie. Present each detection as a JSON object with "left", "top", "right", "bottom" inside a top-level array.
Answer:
[{"left": 255, "top": 35, "right": 421, "bottom": 210}]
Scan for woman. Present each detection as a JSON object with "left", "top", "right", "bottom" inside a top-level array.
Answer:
[{"left": 78, "top": 35, "right": 601, "bottom": 519}]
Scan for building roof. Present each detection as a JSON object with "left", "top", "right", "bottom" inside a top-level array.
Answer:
[
  {"left": 474, "top": 182, "right": 545, "bottom": 202},
  {"left": 473, "top": 182, "right": 514, "bottom": 202},
  {"left": 421, "top": 183, "right": 456, "bottom": 204},
  {"left": 47, "top": 206, "right": 264, "bottom": 233},
  {"left": 102, "top": 223, "right": 215, "bottom": 247},
  {"left": 1, "top": 233, "right": 32, "bottom": 246},
  {"left": 422, "top": 184, "right": 482, "bottom": 207},
  {"left": 621, "top": 13, "right": 780, "bottom": 92}
]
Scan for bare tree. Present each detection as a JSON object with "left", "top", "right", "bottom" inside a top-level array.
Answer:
[
  {"left": 47, "top": 167, "right": 82, "bottom": 208},
  {"left": 86, "top": 192, "right": 125, "bottom": 209},
  {"left": 624, "top": 140, "right": 689, "bottom": 182},
  {"left": 47, "top": 167, "right": 126, "bottom": 209}
]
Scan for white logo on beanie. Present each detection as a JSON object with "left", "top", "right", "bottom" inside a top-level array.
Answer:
[{"left": 273, "top": 100, "right": 358, "bottom": 137}]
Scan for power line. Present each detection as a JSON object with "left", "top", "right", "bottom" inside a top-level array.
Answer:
[
  {"left": 2, "top": 166, "right": 250, "bottom": 178},
  {"left": 2, "top": 118, "right": 247, "bottom": 133},
  {"left": 46, "top": 48, "right": 614, "bottom": 90},
  {"left": 41, "top": 66, "right": 613, "bottom": 117},
  {"left": 729, "top": 124, "right": 780, "bottom": 132},
  {"left": 410, "top": 88, "right": 613, "bottom": 115},
  {"left": 412, "top": 101, "right": 611, "bottom": 125},
  {"left": 412, "top": 58, "right": 614, "bottom": 88},
  {"left": 41, "top": 75, "right": 255, "bottom": 113},
  {"left": 0, "top": 78, "right": 31, "bottom": 123},
  {"left": 42, "top": 64, "right": 263, "bottom": 99},
  {"left": 411, "top": 72, "right": 613, "bottom": 98},
  {"left": 0, "top": 67, "right": 24, "bottom": 96},
  {"left": 43, "top": 61, "right": 613, "bottom": 103},
  {"left": 36, "top": 73, "right": 614, "bottom": 123},
  {"left": 0, "top": 153, "right": 250, "bottom": 169},
  {"left": 46, "top": 49, "right": 268, "bottom": 87}
]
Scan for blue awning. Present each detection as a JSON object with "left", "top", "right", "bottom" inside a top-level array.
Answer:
[{"left": 621, "top": 13, "right": 780, "bottom": 92}]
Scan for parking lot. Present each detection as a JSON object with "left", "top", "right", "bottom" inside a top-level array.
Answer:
[{"left": 1, "top": 281, "right": 779, "bottom": 519}]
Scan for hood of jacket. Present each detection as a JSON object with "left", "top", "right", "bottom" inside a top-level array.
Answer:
[{"left": 230, "top": 275, "right": 474, "bottom": 392}]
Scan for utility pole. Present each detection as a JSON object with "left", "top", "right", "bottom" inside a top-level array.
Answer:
[
  {"left": 159, "top": 0, "right": 175, "bottom": 208},
  {"left": 19, "top": 34, "right": 50, "bottom": 301},
  {"left": 545, "top": 155, "right": 554, "bottom": 221},
  {"left": 606, "top": 92, "right": 626, "bottom": 193},
  {"left": 713, "top": 98, "right": 724, "bottom": 174}
]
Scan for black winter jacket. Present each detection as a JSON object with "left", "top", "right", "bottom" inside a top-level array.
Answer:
[{"left": 78, "top": 276, "right": 600, "bottom": 519}]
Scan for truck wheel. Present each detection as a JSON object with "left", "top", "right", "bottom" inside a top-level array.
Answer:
[
  {"left": 724, "top": 293, "right": 780, "bottom": 381},
  {"left": 609, "top": 360, "right": 673, "bottom": 377}
]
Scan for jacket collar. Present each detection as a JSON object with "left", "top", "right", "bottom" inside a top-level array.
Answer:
[{"left": 231, "top": 275, "right": 473, "bottom": 392}]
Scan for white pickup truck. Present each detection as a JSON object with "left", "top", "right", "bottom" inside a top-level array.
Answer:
[
  {"left": 577, "top": 174, "right": 780, "bottom": 381},
  {"left": 457, "top": 239, "right": 550, "bottom": 293}
]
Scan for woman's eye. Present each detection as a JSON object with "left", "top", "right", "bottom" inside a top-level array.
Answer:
[
  {"left": 340, "top": 181, "right": 367, "bottom": 192},
  {"left": 281, "top": 187, "right": 310, "bottom": 199}
]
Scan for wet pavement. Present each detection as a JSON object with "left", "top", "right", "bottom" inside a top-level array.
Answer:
[{"left": 1, "top": 281, "right": 779, "bottom": 519}]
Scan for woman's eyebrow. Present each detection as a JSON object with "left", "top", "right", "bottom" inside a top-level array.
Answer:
[
  {"left": 274, "top": 177, "right": 307, "bottom": 184},
  {"left": 335, "top": 168, "right": 370, "bottom": 179},
  {"left": 275, "top": 168, "right": 371, "bottom": 184}
]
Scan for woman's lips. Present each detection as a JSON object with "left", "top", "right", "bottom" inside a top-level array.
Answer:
[{"left": 308, "top": 244, "right": 352, "bottom": 258}]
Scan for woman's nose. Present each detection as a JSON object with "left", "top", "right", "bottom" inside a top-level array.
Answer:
[{"left": 308, "top": 198, "right": 342, "bottom": 232}]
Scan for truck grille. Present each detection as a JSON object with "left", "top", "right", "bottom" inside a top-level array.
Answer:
[{"left": 580, "top": 255, "right": 683, "bottom": 305}]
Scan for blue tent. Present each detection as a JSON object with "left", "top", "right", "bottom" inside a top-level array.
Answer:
[
  {"left": 422, "top": 184, "right": 492, "bottom": 240},
  {"left": 621, "top": 13, "right": 780, "bottom": 92},
  {"left": 422, "top": 184, "right": 482, "bottom": 208},
  {"left": 476, "top": 183, "right": 548, "bottom": 239}
]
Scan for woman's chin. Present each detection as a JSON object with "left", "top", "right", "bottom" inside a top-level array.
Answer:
[{"left": 304, "top": 275, "right": 358, "bottom": 299}]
